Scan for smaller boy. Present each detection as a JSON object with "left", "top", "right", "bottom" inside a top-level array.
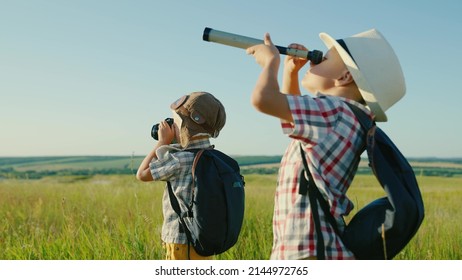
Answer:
[{"left": 136, "top": 91, "right": 226, "bottom": 260}]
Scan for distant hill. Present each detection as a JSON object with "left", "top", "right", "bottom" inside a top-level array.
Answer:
[
  {"left": 0, "top": 155, "right": 282, "bottom": 170},
  {"left": 1, "top": 156, "right": 462, "bottom": 179},
  {"left": 0, "top": 155, "right": 282, "bottom": 179},
  {"left": 0, "top": 156, "right": 134, "bottom": 171}
]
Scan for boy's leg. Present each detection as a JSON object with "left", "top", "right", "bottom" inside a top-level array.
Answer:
[{"left": 164, "top": 243, "right": 213, "bottom": 260}]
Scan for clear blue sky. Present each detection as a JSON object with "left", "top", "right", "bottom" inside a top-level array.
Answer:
[{"left": 1, "top": 0, "right": 461, "bottom": 157}]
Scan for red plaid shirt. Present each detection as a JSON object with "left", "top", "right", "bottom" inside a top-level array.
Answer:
[{"left": 270, "top": 94, "right": 372, "bottom": 260}]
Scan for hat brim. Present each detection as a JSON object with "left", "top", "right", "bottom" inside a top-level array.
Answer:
[{"left": 319, "top": 32, "right": 387, "bottom": 122}]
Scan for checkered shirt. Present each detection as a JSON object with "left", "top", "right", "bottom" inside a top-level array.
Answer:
[
  {"left": 270, "top": 94, "right": 372, "bottom": 260},
  {"left": 149, "top": 138, "right": 212, "bottom": 244}
]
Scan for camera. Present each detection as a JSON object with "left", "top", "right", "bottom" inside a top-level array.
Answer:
[{"left": 151, "top": 118, "right": 174, "bottom": 140}]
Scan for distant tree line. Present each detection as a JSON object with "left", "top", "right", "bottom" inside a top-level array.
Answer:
[{"left": 2, "top": 159, "right": 462, "bottom": 179}]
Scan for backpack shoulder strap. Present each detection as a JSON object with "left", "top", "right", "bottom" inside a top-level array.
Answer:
[
  {"left": 191, "top": 149, "right": 205, "bottom": 182},
  {"left": 344, "top": 102, "right": 379, "bottom": 171},
  {"left": 185, "top": 145, "right": 215, "bottom": 174},
  {"left": 344, "top": 102, "right": 374, "bottom": 131},
  {"left": 299, "top": 144, "right": 325, "bottom": 259},
  {"left": 299, "top": 143, "right": 342, "bottom": 259},
  {"left": 167, "top": 181, "right": 182, "bottom": 216},
  {"left": 186, "top": 146, "right": 214, "bottom": 201}
]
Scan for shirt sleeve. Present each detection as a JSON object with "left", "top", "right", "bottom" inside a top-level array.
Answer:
[
  {"left": 281, "top": 94, "right": 339, "bottom": 145},
  {"left": 149, "top": 147, "right": 181, "bottom": 181}
]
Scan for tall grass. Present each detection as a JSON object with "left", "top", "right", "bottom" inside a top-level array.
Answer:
[
  {"left": 0, "top": 174, "right": 461, "bottom": 259},
  {"left": 0, "top": 176, "right": 164, "bottom": 259}
]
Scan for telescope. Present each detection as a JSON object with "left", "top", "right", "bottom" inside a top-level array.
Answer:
[{"left": 203, "top": 27, "right": 323, "bottom": 64}]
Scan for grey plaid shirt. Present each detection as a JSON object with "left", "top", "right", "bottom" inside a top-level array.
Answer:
[{"left": 149, "top": 138, "right": 212, "bottom": 244}]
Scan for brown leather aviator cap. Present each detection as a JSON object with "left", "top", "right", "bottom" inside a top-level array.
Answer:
[{"left": 171, "top": 92, "right": 226, "bottom": 147}]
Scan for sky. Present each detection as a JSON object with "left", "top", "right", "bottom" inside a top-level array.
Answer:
[{"left": 1, "top": 0, "right": 461, "bottom": 158}]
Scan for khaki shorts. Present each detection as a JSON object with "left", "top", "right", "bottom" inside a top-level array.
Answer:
[{"left": 163, "top": 243, "right": 213, "bottom": 260}]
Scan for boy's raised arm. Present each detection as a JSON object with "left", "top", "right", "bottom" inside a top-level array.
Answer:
[
  {"left": 247, "top": 33, "right": 293, "bottom": 123},
  {"left": 136, "top": 148, "right": 156, "bottom": 181},
  {"left": 136, "top": 120, "right": 175, "bottom": 182}
]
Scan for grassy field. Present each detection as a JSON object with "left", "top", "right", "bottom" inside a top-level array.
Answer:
[{"left": 0, "top": 174, "right": 461, "bottom": 260}]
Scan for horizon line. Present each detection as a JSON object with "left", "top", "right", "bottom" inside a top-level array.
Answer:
[{"left": 1, "top": 155, "right": 462, "bottom": 160}]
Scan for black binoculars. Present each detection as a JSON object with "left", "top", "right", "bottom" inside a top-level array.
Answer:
[{"left": 151, "top": 118, "right": 174, "bottom": 140}]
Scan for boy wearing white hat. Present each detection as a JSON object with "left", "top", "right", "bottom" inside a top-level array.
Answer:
[
  {"left": 247, "top": 29, "right": 405, "bottom": 259},
  {"left": 136, "top": 91, "right": 226, "bottom": 260}
]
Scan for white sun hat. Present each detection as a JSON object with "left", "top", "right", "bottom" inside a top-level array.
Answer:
[{"left": 319, "top": 29, "right": 406, "bottom": 122}]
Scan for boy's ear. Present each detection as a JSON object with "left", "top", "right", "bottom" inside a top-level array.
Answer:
[{"left": 335, "top": 70, "right": 355, "bottom": 86}]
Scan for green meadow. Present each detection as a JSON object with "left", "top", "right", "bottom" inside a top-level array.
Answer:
[{"left": 1, "top": 173, "right": 461, "bottom": 260}]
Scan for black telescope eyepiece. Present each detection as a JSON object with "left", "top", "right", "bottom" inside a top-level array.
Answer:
[{"left": 308, "top": 50, "right": 323, "bottom": 65}]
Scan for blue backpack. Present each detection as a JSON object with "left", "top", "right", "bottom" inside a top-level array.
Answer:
[
  {"left": 167, "top": 147, "right": 245, "bottom": 257},
  {"left": 300, "top": 103, "right": 425, "bottom": 259}
]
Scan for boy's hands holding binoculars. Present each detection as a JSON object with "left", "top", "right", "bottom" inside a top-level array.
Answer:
[{"left": 157, "top": 120, "right": 176, "bottom": 145}]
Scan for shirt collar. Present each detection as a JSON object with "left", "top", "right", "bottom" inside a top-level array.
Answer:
[
  {"left": 315, "top": 92, "right": 373, "bottom": 119},
  {"left": 183, "top": 138, "right": 212, "bottom": 150}
]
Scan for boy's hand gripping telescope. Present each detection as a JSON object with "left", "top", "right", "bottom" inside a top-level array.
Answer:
[{"left": 203, "top": 27, "right": 323, "bottom": 64}]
